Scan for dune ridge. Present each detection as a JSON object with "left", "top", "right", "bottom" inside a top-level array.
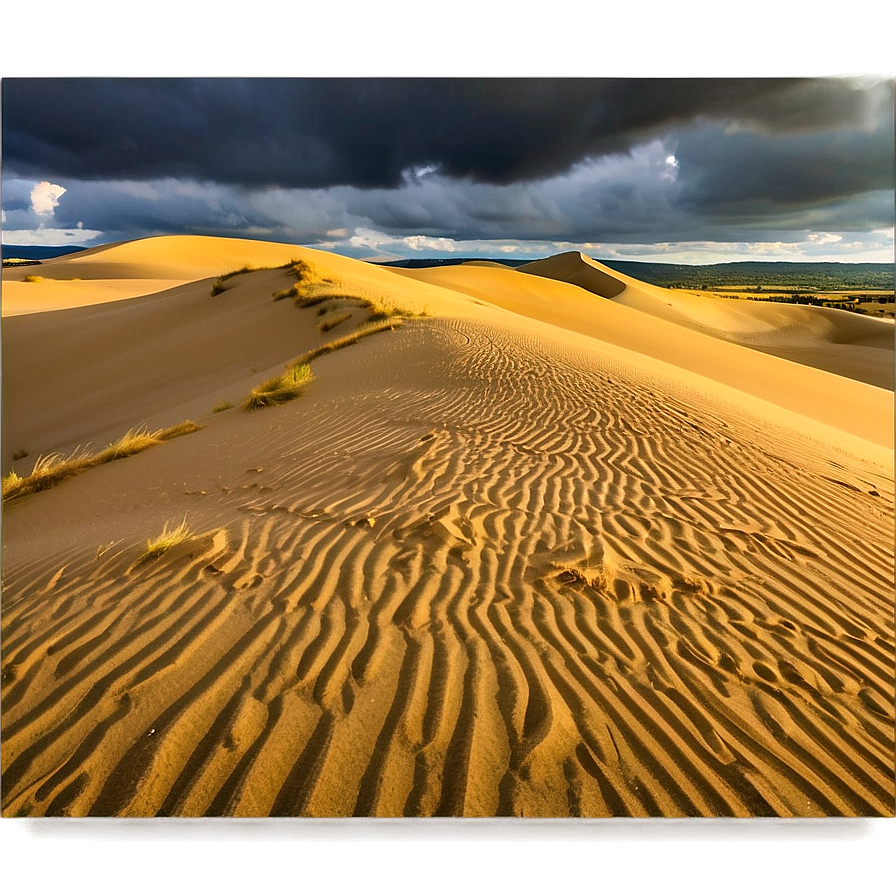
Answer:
[
  {"left": 519, "top": 251, "right": 895, "bottom": 389},
  {"left": 1, "top": 236, "right": 893, "bottom": 817}
]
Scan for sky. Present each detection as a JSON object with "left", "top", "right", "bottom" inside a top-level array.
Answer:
[{"left": 2, "top": 77, "right": 894, "bottom": 264}]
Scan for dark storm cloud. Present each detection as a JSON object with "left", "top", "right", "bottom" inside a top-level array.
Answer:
[
  {"left": 3, "top": 77, "right": 890, "bottom": 190},
  {"left": 675, "top": 120, "right": 895, "bottom": 214}
]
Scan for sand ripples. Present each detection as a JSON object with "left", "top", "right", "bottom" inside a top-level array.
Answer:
[{"left": 2, "top": 320, "right": 893, "bottom": 816}]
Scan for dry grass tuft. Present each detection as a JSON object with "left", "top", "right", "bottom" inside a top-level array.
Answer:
[
  {"left": 211, "top": 264, "right": 259, "bottom": 296},
  {"left": 364, "top": 297, "right": 424, "bottom": 322},
  {"left": 22, "top": 275, "right": 46, "bottom": 283},
  {"left": 272, "top": 285, "right": 299, "bottom": 301},
  {"left": 2, "top": 447, "right": 94, "bottom": 500},
  {"left": 140, "top": 518, "right": 192, "bottom": 563},
  {"left": 2, "top": 421, "right": 202, "bottom": 502},
  {"left": 317, "top": 308, "right": 354, "bottom": 332},
  {"left": 244, "top": 363, "right": 314, "bottom": 410},
  {"left": 212, "top": 399, "right": 233, "bottom": 413}
]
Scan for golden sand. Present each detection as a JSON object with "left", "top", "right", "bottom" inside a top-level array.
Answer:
[{"left": 2, "top": 236, "right": 893, "bottom": 817}]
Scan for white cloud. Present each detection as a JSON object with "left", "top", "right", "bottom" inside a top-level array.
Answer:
[
  {"left": 1, "top": 226, "right": 104, "bottom": 246},
  {"left": 30, "top": 181, "right": 67, "bottom": 216}
]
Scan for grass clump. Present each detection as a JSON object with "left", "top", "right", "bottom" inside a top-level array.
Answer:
[
  {"left": 272, "top": 285, "right": 299, "bottom": 302},
  {"left": 2, "top": 448, "right": 94, "bottom": 500},
  {"left": 244, "top": 363, "right": 314, "bottom": 410},
  {"left": 271, "top": 259, "right": 346, "bottom": 307},
  {"left": 364, "top": 297, "right": 424, "bottom": 322},
  {"left": 140, "top": 518, "right": 192, "bottom": 563},
  {"left": 317, "top": 308, "right": 354, "bottom": 332},
  {"left": 22, "top": 274, "right": 46, "bottom": 283},
  {"left": 210, "top": 264, "right": 259, "bottom": 296},
  {"left": 96, "top": 421, "right": 202, "bottom": 462},
  {"left": 2, "top": 421, "right": 202, "bottom": 503},
  {"left": 212, "top": 399, "right": 233, "bottom": 413}
]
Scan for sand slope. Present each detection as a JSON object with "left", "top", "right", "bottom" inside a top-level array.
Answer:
[
  {"left": 521, "top": 251, "right": 895, "bottom": 389},
  {"left": 2, "top": 237, "right": 893, "bottom": 817}
]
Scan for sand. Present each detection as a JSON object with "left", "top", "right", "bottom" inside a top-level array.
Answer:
[{"left": 1, "top": 236, "right": 893, "bottom": 817}]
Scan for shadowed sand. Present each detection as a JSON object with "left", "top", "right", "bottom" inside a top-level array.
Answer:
[{"left": 2, "top": 237, "right": 893, "bottom": 817}]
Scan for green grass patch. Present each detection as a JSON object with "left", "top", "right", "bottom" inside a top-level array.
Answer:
[
  {"left": 2, "top": 421, "right": 202, "bottom": 502},
  {"left": 140, "top": 518, "right": 192, "bottom": 563}
]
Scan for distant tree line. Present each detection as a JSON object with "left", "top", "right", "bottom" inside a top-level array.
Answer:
[{"left": 600, "top": 260, "right": 895, "bottom": 291}]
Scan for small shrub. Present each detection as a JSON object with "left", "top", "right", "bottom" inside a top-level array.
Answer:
[
  {"left": 140, "top": 518, "right": 192, "bottom": 563},
  {"left": 23, "top": 275, "right": 45, "bottom": 283},
  {"left": 212, "top": 400, "right": 233, "bottom": 413}
]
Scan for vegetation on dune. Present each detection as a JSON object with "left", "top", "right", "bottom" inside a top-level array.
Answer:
[
  {"left": 22, "top": 274, "right": 46, "bottom": 283},
  {"left": 210, "top": 264, "right": 261, "bottom": 296},
  {"left": 244, "top": 363, "right": 314, "bottom": 410},
  {"left": 139, "top": 518, "right": 193, "bottom": 563},
  {"left": 316, "top": 307, "right": 355, "bottom": 332},
  {"left": 245, "top": 259, "right": 428, "bottom": 412},
  {"left": 212, "top": 399, "right": 234, "bottom": 413},
  {"left": 2, "top": 421, "right": 202, "bottom": 503}
]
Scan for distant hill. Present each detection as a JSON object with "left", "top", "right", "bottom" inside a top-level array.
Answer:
[
  {"left": 598, "top": 259, "right": 895, "bottom": 291},
  {"left": 2, "top": 245, "right": 87, "bottom": 262}
]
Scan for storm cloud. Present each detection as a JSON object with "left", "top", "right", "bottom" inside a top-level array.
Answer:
[
  {"left": 3, "top": 77, "right": 892, "bottom": 189},
  {"left": 1, "top": 77, "right": 893, "bottom": 262}
]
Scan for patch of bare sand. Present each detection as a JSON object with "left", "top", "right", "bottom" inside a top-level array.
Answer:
[
  {"left": 1, "top": 237, "right": 893, "bottom": 818},
  {"left": 397, "top": 259, "right": 894, "bottom": 449}
]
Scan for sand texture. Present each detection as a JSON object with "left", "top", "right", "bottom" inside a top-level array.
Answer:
[{"left": 2, "top": 237, "right": 893, "bottom": 817}]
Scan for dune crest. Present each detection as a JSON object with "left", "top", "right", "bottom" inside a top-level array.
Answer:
[{"left": 517, "top": 250, "right": 895, "bottom": 389}]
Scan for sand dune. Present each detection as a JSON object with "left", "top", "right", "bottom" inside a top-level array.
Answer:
[
  {"left": 396, "top": 258, "right": 893, "bottom": 452},
  {"left": 1, "top": 235, "right": 327, "bottom": 316},
  {"left": 2, "top": 237, "right": 893, "bottom": 817},
  {"left": 521, "top": 251, "right": 895, "bottom": 389}
]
